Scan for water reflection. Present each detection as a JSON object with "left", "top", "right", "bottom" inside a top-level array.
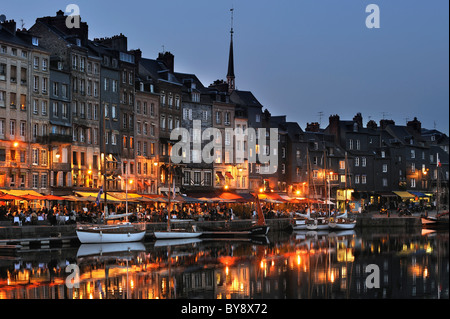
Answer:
[{"left": 0, "top": 229, "right": 448, "bottom": 299}]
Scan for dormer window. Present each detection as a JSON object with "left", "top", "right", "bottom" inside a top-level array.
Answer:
[
  {"left": 32, "top": 37, "right": 39, "bottom": 46},
  {"left": 192, "top": 92, "right": 200, "bottom": 102},
  {"left": 76, "top": 39, "right": 81, "bottom": 46}
]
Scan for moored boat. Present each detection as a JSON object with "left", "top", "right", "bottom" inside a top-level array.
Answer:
[
  {"left": 76, "top": 222, "right": 147, "bottom": 244},
  {"left": 306, "top": 217, "right": 329, "bottom": 230},
  {"left": 421, "top": 211, "right": 449, "bottom": 229},
  {"left": 328, "top": 217, "right": 357, "bottom": 230}
]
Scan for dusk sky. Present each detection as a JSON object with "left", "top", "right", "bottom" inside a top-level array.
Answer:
[{"left": 2, "top": 0, "right": 448, "bottom": 134}]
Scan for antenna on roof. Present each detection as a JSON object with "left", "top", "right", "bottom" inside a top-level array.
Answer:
[
  {"left": 318, "top": 111, "right": 324, "bottom": 127},
  {"left": 20, "top": 19, "right": 25, "bottom": 28}
]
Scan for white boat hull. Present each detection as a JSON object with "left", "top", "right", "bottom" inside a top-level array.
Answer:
[
  {"left": 77, "top": 230, "right": 146, "bottom": 243},
  {"left": 329, "top": 222, "right": 356, "bottom": 230},
  {"left": 293, "top": 219, "right": 308, "bottom": 230},
  {"left": 153, "top": 231, "right": 202, "bottom": 239},
  {"left": 76, "top": 223, "right": 147, "bottom": 244}
]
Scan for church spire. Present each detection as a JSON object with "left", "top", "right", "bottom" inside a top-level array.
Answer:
[{"left": 227, "top": 8, "right": 235, "bottom": 93}]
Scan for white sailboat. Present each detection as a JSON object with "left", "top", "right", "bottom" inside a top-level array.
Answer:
[
  {"left": 153, "top": 159, "right": 202, "bottom": 240},
  {"left": 328, "top": 211, "right": 357, "bottom": 230},
  {"left": 76, "top": 213, "right": 146, "bottom": 244}
]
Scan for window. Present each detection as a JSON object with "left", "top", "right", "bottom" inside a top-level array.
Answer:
[
  {"left": 381, "top": 151, "right": 385, "bottom": 158},
  {"left": 382, "top": 164, "right": 388, "bottom": 173},
  {"left": 382, "top": 178, "right": 388, "bottom": 187},
  {"left": 339, "top": 160, "right": 345, "bottom": 170},
  {"left": 411, "top": 150, "right": 415, "bottom": 159},
  {"left": 356, "top": 140, "right": 360, "bottom": 150},
  {"left": 362, "top": 157, "right": 367, "bottom": 167},
  {"left": 32, "top": 148, "right": 39, "bottom": 165},
  {"left": 362, "top": 175, "right": 367, "bottom": 184},
  {"left": 355, "top": 175, "right": 360, "bottom": 184},
  {"left": 355, "top": 157, "right": 360, "bottom": 167},
  {"left": 256, "top": 114, "right": 261, "bottom": 122},
  {"left": 349, "top": 139, "right": 353, "bottom": 150},
  {"left": 411, "top": 163, "right": 415, "bottom": 173},
  {"left": 224, "top": 112, "right": 231, "bottom": 125},
  {"left": 42, "top": 58, "right": 48, "bottom": 71},
  {"left": 61, "top": 84, "right": 68, "bottom": 99},
  {"left": 41, "top": 101, "right": 47, "bottom": 115},
  {"left": 411, "top": 178, "right": 416, "bottom": 188},
  {"left": 9, "top": 120, "right": 15, "bottom": 137}
]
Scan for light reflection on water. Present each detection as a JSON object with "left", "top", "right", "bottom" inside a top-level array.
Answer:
[{"left": 0, "top": 229, "right": 448, "bottom": 299}]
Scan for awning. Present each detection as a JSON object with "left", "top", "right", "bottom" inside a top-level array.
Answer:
[
  {"left": 219, "top": 192, "right": 247, "bottom": 202},
  {"left": 225, "top": 172, "right": 234, "bottom": 180},
  {"left": 108, "top": 192, "right": 143, "bottom": 200},
  {"left": 393, "top": 191, "right": 415, "bottom": 199},
  {"left": 74, "top": 192, "right": 122, "bottom": 202},
  {"left": 216, "top": 172, "right": 225, "bottom": 181},
  {"left": 377, "top": 191, "right": 398, "bottom": 198},
  {"left": 1, "top": 190, "right": 43, "bottom": 197},
  {"left": 408, "top": 191, "right": 428, "bottom": 198},
  {"left": 137, "top": 181, "right": 144, "bottom": 189}
]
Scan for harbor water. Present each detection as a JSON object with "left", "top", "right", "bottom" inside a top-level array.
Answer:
[{"left": 0, "top": 228, "right": 448, "bottom": 299}]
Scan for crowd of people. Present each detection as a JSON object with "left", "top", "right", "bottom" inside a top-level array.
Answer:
[{"left": 0, "top": 202, "right": 346, "bottom": 226}]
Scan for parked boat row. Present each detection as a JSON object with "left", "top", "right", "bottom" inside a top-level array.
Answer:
[
  {"left": 291, "top": 211, "right": 357, "bottom": 232},
  {"left": 76, "top": 194, "right": 270, "bottom": 243}
]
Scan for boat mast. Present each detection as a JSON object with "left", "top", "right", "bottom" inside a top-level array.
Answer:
[
  {"left": 167, "top": 151, "right": 172, "bottom": 232},
  {"left": 102, "top": 102, "right": 108, "bottom": 224},
  {"left": 436, "top": 152, "right": 440, "bottom": 214},
  {"left": 255, "top": 194, "right": 266, "bottom": 226}
]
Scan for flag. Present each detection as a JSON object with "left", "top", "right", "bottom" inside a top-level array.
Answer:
[
  {"left": 96, "top": 186, "right": 103, "bottom": 205},
  {"left": 437, "top": 153, "right": 441, "bottom": 167}
]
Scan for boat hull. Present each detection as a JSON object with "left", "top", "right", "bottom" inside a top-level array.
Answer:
[
  {"left": 76, "top": 230, "right": 146, "bottom": 243},
  {"left": 153, "top": 231, "right": 202, "bottom": 239},
  {"left": 421, "top": 217, "right": 449, "bottom": 229},
  {"left": 76, "top": 223, "right": 146, "bottom": 244},
  {"left": 329, "top": 222, "right": 356, "bottom": 230}
]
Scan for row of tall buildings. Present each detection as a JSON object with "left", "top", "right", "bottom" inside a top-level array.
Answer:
[{"left": 0, "top": 10, "right": 448, "bottom": 207}]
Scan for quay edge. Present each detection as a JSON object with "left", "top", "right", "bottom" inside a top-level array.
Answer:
[{"left": 0, "top": 216, "right": 423, "bottom": 242}]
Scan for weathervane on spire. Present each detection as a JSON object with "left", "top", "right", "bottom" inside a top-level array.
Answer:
[
  {"left": 230, "top": 7, "right": 234, "bottom": 35},
  {"left": 227, "top": 7, "right": 235, "bottom": 93}
]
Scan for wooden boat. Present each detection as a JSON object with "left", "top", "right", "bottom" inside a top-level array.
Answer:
[
  {"left": 421, "top": 211, "right": 449, "bottom": 229},
  {"left": 76, "top": 221, "right": 146, "bottom": 244},
  {"left": 306, "top": 217, "right": 329, "bottom": 230},
  {"left": 153, "top": 226, "right": 202, "bottom": 239},
  {"left": 328, "top": 217, "right": 357, "bottom": 230},
  {"left": 199, "top": 194, "right": 269, "bottom": 237},
  {"left": 328, "top": 212, "right": 357, "bottom": 230},
  {"left": 292, "top": 211, "right": 311, "bottom": 230}
]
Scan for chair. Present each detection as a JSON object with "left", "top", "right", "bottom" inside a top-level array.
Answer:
[{"left": 13, "top": 216, "right": 22, "bottom": 226}]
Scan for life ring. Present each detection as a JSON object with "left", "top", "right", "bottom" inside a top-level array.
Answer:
[{"left": 329, "top": 217, "right": 335, "bottom": 223}]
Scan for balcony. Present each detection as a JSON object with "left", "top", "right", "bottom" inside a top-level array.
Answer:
[{"left": 36, "top": 133, "right": 72, "bottom": 144}]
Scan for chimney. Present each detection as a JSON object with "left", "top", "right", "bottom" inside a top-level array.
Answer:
[
  {"left": 37, "top": 10, "right": 89, "bottom": 45},
  {"left": 353, "top": 112, "right": 363, "bottom": 128},
  {"left": 157, "top": 51, "right": 174, "bottom": 73},
  {"left": 96, "top": 34, "right": 128, "bottom": 52},
  {"left": 366, "top": 120, "right": 378, "bottom": 130},
  {"left": 305, "top": 122, "right": 320, "bottom": 132},
  {"left": 380, "top": 119, "right": 395, "bottom": 130},
  {"left": 1, "top": 20, "right": 17, "bottom": 36},
  {"left": 407, "top": 117, "right": 421, "bottom": 134}
]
